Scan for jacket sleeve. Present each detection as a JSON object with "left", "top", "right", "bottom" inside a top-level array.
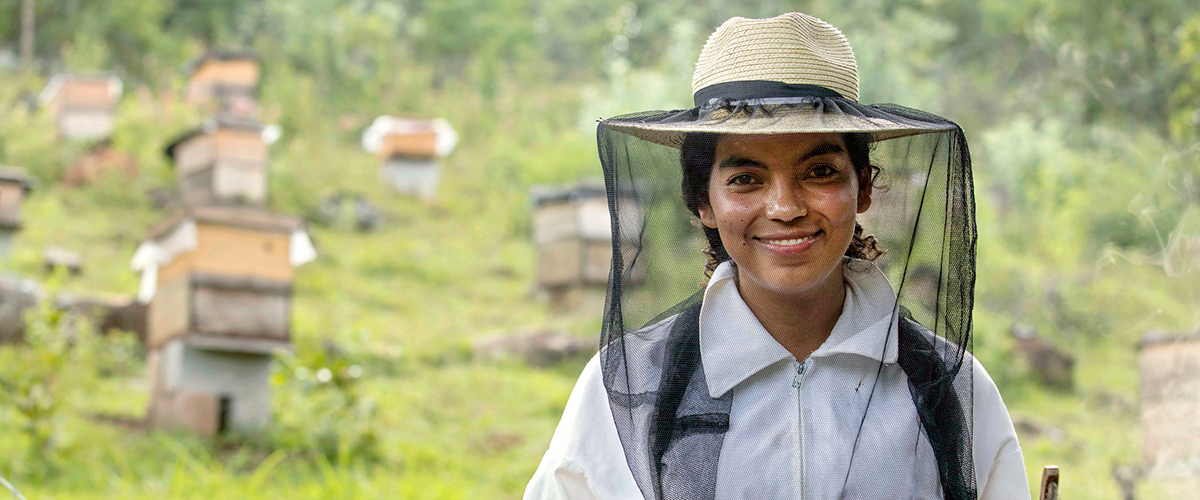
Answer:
[{"left": 972, "top": 357, "right": 1031, "bottom": 500}]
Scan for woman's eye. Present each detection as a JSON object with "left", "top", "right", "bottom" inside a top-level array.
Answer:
[
  {"left": 809, "top": 165, "right": 838, "bottom": 178},
  {"left": 728, "top": 173, "right": 758, "bottom": 186}
]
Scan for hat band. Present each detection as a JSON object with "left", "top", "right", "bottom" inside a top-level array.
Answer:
[{"left": 693, "top": 81, "right": 844, "bottom": 107}]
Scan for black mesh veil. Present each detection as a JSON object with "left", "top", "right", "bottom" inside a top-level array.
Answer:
[{"left": 597, "top": 96, "right": 977, "bottom": 499}]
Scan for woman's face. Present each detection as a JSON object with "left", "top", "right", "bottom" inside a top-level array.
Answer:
[{"left": 697, "top": 132, "right": 872, "bottom": 297}]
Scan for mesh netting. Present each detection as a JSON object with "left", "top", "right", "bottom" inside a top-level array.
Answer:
[{"left": 596, "top": 96, "right": 977, "bottom": 499}]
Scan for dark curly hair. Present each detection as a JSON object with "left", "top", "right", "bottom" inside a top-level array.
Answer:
[{"left": 680, "top": 132, "right": 886, "bottom": 277}]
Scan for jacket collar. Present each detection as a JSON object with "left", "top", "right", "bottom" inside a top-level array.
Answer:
[{"left": 699, "top": 259, "right": 900, "bottom": 399}]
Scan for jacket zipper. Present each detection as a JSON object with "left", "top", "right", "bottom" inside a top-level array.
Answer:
[{"left": 793, "top": 358, "right": 809, "bottom": 499}]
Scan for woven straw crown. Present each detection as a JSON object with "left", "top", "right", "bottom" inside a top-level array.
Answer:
[
  {"left": 602, "top": 13, "right": 954, "bottom": 147},
  {"left": 692, "top": 13, "right": 859, "bottom": 101}
]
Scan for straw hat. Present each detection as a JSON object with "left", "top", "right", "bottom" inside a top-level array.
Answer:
[{"left": 604, "top": 13, "right": 954, "bottom": 147}]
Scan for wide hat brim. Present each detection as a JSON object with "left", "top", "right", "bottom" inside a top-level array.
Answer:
[{"left": 602, "top": 98, "right": 958, "bottom": 149}]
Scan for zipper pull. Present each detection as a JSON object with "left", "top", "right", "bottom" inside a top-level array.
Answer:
[{"left": 792, "top": 359, "right": 807, "bottom": 388}]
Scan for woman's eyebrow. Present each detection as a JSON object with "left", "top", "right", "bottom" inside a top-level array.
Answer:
[
  {"left": 798, "top": 142, "right": 847, "bottom": 162},
  {"left": 717, "top": 143, "right": 845, "bottom": 169},
  {"left": 716, "top": 156, "right": 765, "bottom": 169}
]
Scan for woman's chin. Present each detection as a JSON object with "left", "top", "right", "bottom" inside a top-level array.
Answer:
[{"left": 739, "top": 261, "right": 844, "bottom": 299}]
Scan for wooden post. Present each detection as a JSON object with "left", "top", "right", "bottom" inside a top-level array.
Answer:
[
  {"left": 20, "top": 0, "right": 34, "bottom": 68},
  {"left": 1039, "top": 465, "right": 1059, "bottom": 500}
]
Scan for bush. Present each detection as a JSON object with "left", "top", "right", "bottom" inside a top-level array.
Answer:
[
  {"left": 0, "top": 289, "right": 99, "bottom": 475},
  {"left": 272, "top": 335, "right": 381, "bottom": 465}
]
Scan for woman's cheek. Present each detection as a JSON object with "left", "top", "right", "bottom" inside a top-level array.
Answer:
[
  {"left": 809, "top": 188, "right": 858, "bottom": 223},
  {"left": 715, "top": 195, "right": 755, "bottom": 227}
]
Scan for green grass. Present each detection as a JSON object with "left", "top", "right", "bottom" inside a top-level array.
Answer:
[
  {"left": 0, "top": 72, "right": 1194, "bottom": 500},
  {"left": 0, "top": 73, "right": 601, "bottom": 499}
]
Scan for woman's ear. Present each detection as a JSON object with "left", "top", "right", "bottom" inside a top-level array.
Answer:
[
  {"left": 857, "top": 183, "right": 872, "bottom": 214},
  {"left": 698, "top": 203, "right": 719, "bottom": 229}
]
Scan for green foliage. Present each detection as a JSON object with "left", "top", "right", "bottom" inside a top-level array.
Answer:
[
  {"left": 0, "top": 0, "right": 1198, "bottom": 498},
  {"left": 273, "top": 335, "right": 381, "bottom": 464},
  {"left": 0, "top": 277, "right": 137, "bottom": 477},
  {"left": 0, "top": 294, "right": 88, "bottom": 467},
  {"left": 0, "top": 74, "right": 65, "bottom": 180},
  {"left": 1172, "top": 14, "right": 1200, "bottom": 141}
]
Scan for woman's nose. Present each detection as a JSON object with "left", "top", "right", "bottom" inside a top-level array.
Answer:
[{"left": 763, "top": 182, "right": 807, "bottom": 221}]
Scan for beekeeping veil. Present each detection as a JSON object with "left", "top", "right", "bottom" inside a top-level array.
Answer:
[{"left": 597, "top": 13, "right": 977, "bottom": 500}]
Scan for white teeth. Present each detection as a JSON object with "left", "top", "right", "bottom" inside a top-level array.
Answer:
[{"left": 764, "top": 234, "right": 817, "bottom": 246}]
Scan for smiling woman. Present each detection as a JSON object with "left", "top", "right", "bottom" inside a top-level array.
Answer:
[
  {"left": 526, "top": 12, "right": 1028, "bottom": 500},
  {"left": 682, "top": 132, "right": 886, "bottom": 274},
  {"left": 687, "top": 132, "right": 876, "bottom": 361}
]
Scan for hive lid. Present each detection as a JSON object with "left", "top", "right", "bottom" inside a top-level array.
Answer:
[
  {"left": 362, "top": 116, "right": 458, "bottom": 157},
  {"left": 183, "top": 49, "right": 259, "bottom": 77},
  {"left": 0, "top": 165, "right": 36, "bottom": 191},
  {"left": 37, "top": 73, "right": 123, "bottom": 107},
  {"left": 164, "top": 116, "right": 266, "bottom": 161},
  {"left": 132, "top": 207, "right": 315, "bottom": 303},
  {"left": 529, "top": 182, "right": 607, "bottom": 207},
  {"left": 1138, "top": 330, "right": 1200, "bottom": 349},
  {"left": 146, "top": 205, "right": 304, "bottom": 240}
]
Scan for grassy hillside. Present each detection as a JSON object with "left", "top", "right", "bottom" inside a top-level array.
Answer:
[
  {"left": 0, "top": 34, "right": 1197, "bottom": 499},
  {"left": 0, "top": 72, "right": 603, "bottom": 498}
]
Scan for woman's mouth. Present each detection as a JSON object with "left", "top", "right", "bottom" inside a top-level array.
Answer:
[{"left": 756, "top": 230, "right": 822, "bottom": 254}]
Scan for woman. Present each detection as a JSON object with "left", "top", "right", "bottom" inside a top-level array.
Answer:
[{"left": 527, "top": 13, "right": 1028, "bottom": 500}]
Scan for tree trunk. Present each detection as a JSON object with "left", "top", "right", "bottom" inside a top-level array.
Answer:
[{"left": 20, "top": 0, "right": 35, "bottom": 68}]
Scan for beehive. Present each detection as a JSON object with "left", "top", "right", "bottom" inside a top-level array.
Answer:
[
  {"left": 1138, "top": 331, "right": 1200, "bottom": 483},
  {"left": 136, "top": 206, "right": 314, "bottom": 435},
  {"left": 362, "top": 116, "right": 457, "bottom": 200},
  {"left": 165, "top": 118, "right": 268, "bottom": 206},
  {"left": 0, "top": 166, "right": 35, "bottom": 255},
  {"left": 38, "top": 74, "right": 122, "bottom": 141},
  {"left": 530, "top": 183, "right": 643, "bottom": 314},
  {"left": 184, "top": 50, "right": 260, "bottom": 117}
]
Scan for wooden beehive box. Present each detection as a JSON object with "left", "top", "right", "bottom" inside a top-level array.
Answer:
[
  {"left": 1138, "top": 331, "right": 1200, "bottom": 480},
  {"left": 184, "top": 50, "right": 260, "bottom": 118},
  {"left": 57, "top": 109, "right": 118, "bottom": 142},
  {"left": 0, "top": 166, "right": 35, "bottom": 256},
  {"left": 379, "top": 130, "right": 439, "bottom": 160},
  {"left": 39, "top": 74, "right": 121, "bottom": 115},
  {"left": 144, "top": 206, "right": 301, "bottom": 351},
  {"left": 38, "top": 74, "right": 122, "bottom": 141},
  {"left": 166, "top": 118, "right": 268, "bottom": 206},
  {"left": 530, "top": 184, "right": 643, "bottom": 288},
  {"left": 0, "top": 166, "right": 34, "bottom": 230}
]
